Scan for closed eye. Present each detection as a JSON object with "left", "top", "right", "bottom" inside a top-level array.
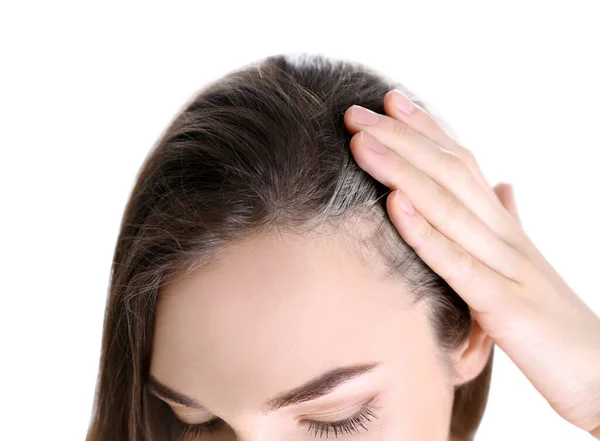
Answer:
[
  {"left": 173, "top": 397, "right": 381, "bottom": 439},
  {"left": 175, "top": 416, "right": 224, "bottom": 438},
  {"left": 304, "top": 401, "right": 381, "bottom": 438}
]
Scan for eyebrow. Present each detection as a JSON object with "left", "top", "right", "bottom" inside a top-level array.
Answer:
[{"left": 147, "top": 361, "right": 381, "bottom": 413}]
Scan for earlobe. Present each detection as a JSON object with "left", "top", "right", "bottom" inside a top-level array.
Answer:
[{"left": 450, "top": 317, "right": 494, "bottom": 386}]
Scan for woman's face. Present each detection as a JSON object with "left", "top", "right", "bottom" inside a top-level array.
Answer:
[{"left": 149, "top": 230, "right": 486, "bottom": 441}]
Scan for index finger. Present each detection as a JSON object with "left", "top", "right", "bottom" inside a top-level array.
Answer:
[{"left": 382, "top": 89, "right": 495, "bottom": 191}]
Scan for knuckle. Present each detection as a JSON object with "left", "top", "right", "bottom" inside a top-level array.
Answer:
[
  {"left": 447, "top": 197, "right": 472, "bottom": 230},
  {"left": 443, "top": 151, "right": 473, "bottom": 185},
  {"left": 390, "top": 121, "right": 409, "bottom": 140},
  {"left": 441, "top": 193, "right": 464, "bottom": 221},
  {"left": 457, "top": 145, "right": 476, "bottom": 163},
  {"left": 392, "top": 152, "right": 411, "bottom": 174},
  {"left": 450, "top": 240, "right": 473, "bottom": 279},
  {"left": 458, "top": 146, "right": 481, "bottom": 171},
  {"left": 418, "top": 222, "right": 435, "bottom": 242}
]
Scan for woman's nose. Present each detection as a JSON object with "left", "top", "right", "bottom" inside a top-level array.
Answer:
[{"left": 219, "top": 417, "right": 282, "bottom": 441}]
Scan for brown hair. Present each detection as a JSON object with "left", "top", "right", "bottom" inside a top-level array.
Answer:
[{"left": 86, "top": 53, "right": 493, "bottom": 441}]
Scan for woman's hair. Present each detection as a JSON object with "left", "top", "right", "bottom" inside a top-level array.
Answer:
[{"left": 87, "top": 53, "right": 493, "bottom": 441}]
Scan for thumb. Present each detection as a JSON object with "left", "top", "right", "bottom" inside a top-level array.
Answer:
[{"left": 494, "top": 182, "right": 521, "bottom": 225}]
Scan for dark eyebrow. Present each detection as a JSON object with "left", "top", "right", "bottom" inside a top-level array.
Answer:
[
  {"left": 261, "top": 361, "right": 381, "bottom": 413},
  {"left": 147, "top": 361, "right": 381, "bottom": 413},
  {"left": 147, "top": 374, "right": 206, "bottom": 410}
]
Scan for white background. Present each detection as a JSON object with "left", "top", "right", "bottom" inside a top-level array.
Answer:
[{"left": 1, "top": 1, "right": 599, "bottom": 440}]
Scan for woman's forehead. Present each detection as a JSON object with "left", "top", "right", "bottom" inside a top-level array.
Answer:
[
  {"left": 149, "top": 232, "right": 435, "bottom": 398},
  {"left": 153, "top": 231, "right": 418, "bottom": 342}
]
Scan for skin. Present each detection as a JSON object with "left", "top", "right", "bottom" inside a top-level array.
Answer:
[
  {"left": 344, "top": 90, "right": 600, "bottom": 438},
  {"left": 150, "top": 229, "right": 492, "bottom": 441},
  {"left": 149, "top": 88, "right": 600, "bottom": 440}
]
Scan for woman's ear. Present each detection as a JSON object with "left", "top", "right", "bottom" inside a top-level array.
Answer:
[{"left": 450, "top": 317, "right": 494, "bottom": 386}]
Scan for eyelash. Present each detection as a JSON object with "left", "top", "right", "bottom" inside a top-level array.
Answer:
[
  {"left": 305, "top": 403, "right": 381, "bottom": 438},
  {"left": 175, "top": 401, "right": 381, "bottom": 439},
  {"left": 176, "top": 417, "right": 222, "bottom": 438}
]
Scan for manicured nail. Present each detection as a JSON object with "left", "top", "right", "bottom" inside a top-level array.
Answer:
[
  {"left": 360, "top": 131, "right": 387, "bottom": 154},
  {"left": 390, "top": 90, "right": 415, "bottom": 114},
  {"left": 394, "top": 190, "right": 415, "bottom": 215},
  {"left": 350, "top": 106, "right": 379, "bottom": 126}
]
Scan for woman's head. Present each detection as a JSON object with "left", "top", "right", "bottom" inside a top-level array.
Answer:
[{"left": 87, "top": 53, "right": 494, "bottom": 441}]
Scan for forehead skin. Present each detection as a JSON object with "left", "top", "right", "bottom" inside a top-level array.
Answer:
[{"left": 150, "top": 230, "right": 455, "bottom": 440}]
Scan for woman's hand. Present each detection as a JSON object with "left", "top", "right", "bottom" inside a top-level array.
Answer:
[{"left": 343, "top": 90, "right": 600, "bottom": 439}]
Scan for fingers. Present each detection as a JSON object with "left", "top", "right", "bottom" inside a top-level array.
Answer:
[
  {"left": 386, "top": 189, "right": 521, "bottom": 314},
  {"left": 493, "top": 183, "right": 522, "bottom": 225},
  {"left": 383, "top": 89, "right": 460, "bottom": 154},
  {"left": 382, "top": 89, "right": 495, "bottom": 191},
  {"left": 350, "top": 131, "right": 533, "bottom": 283},
  {"left": 345, "top": 114, "right": 528, "bottom": 254}
]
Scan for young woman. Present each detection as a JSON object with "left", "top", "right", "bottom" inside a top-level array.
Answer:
[{"left": 86, "top": 53, "right": 600, "bottom": 441}]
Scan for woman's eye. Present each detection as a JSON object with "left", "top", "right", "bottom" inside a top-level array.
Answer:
[
  {"left": 176, "top": 417, "right": 224, "bottom": 438},
  {"left": 305, "top": 404, "right": 381, "bottom": 438},
  {"left": 174, "top": 403, "right": 382, "bottom": 439}
]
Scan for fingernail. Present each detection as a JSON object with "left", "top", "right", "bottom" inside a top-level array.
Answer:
[
  {"left": 350, "top": 106, "right": 379, "bottom": 126},
  {"left": 360, "top": 131, "right": 387, "bottom": 154},
  {"left": 390, "top": 90, "right": 415, "bottom": 114},
  {"left": 394, "top": 190, "right": 415, "bottom": 215}
]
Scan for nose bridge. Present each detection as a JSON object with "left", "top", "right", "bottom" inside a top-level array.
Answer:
[
  {"left": 235, "top": 428, "right": 268, "bottom": 441},
  {"left": 231, "top": 426, "right": 271, "bottom": 441},
  {"left": 229, "top": 411, "right": 285, "bottom": 441}
]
